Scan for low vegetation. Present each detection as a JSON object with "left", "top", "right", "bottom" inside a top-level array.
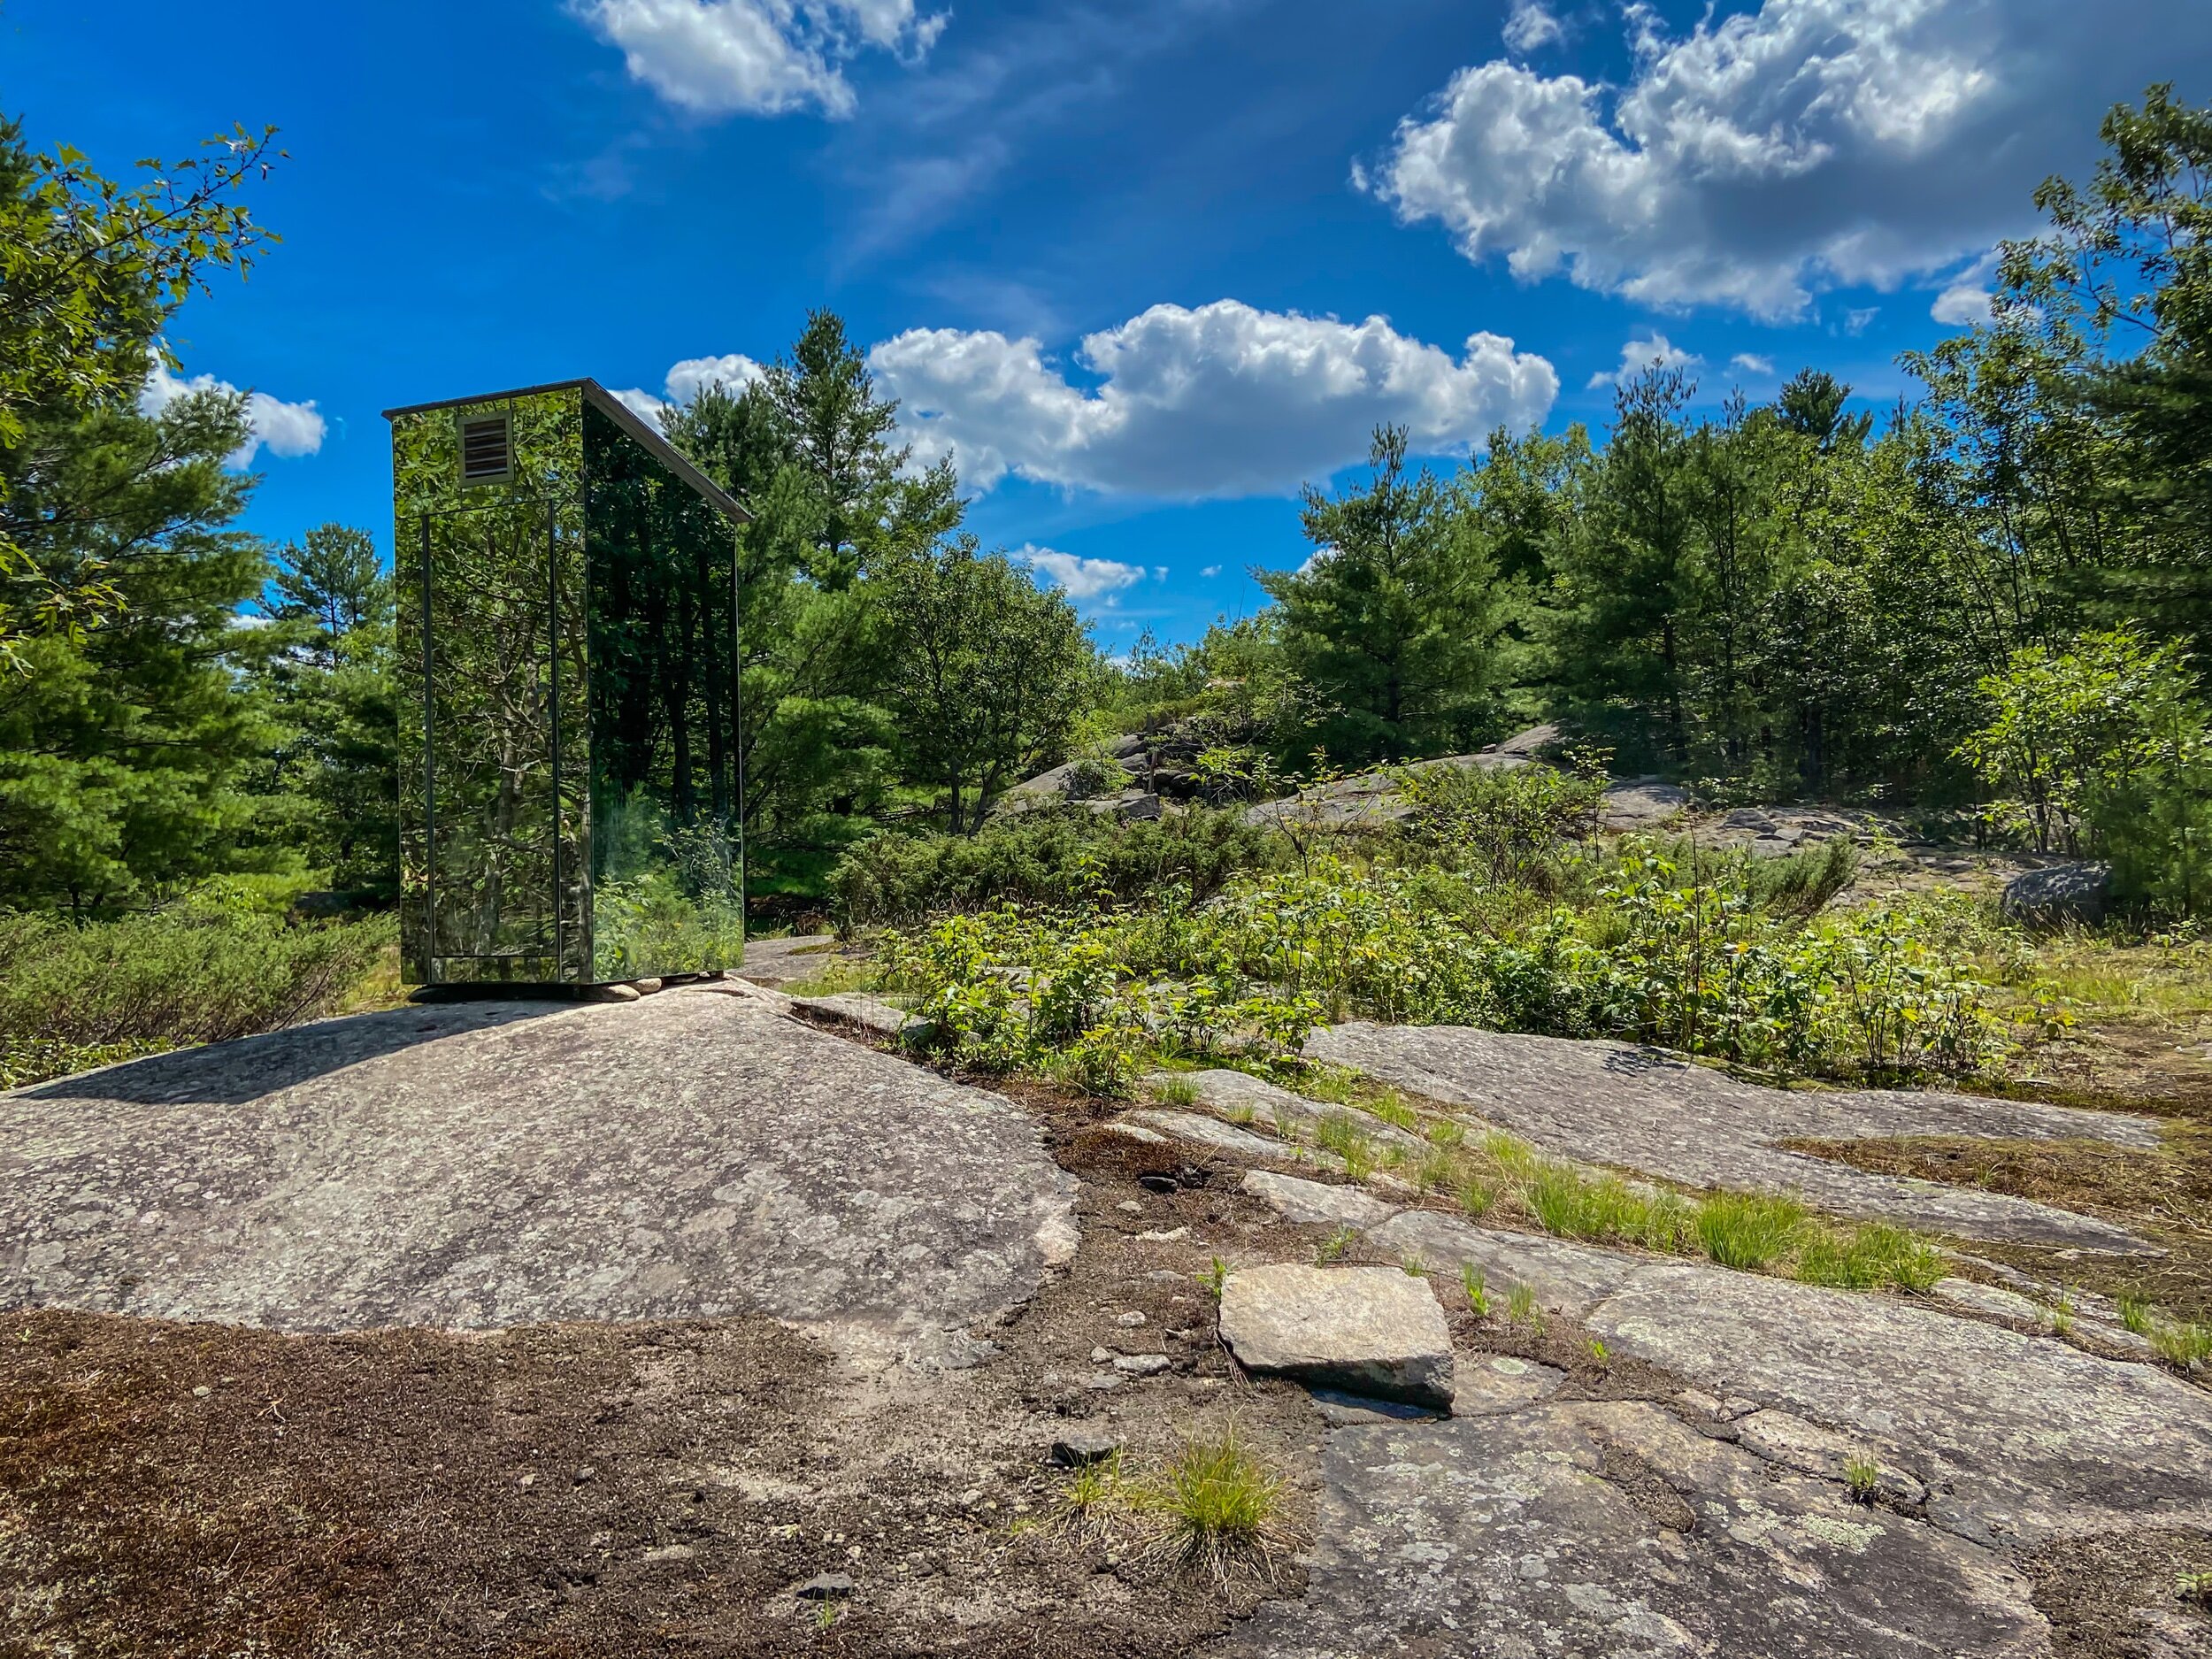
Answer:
[
  {"left": 1133, "top": 1428, "right": 1287, "bottom": 1584},
  {"left": 0, "top": 890, "right": 391, "bottom": 1088},
  {"left": 854, "top": 765, "right": 2001, "bottom": 1097}
]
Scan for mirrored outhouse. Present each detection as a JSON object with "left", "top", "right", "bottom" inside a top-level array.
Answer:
[{"left": 386, "top": 380, "right": 746, "bottom": 987}]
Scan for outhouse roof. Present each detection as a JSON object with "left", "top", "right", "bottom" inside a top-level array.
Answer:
[{"left": 382, "top": 377, "right": 750, "bottom": 523}]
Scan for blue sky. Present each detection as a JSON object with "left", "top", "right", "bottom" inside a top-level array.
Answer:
[{"left": 12, "top": 0, "right": 2211, "bottom": 646}]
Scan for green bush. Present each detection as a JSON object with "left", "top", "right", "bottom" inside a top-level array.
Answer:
[
  {"left": 865, "top": 841, "right": 1995, "bottom": 1089},
  {"left": 1959, "top": 626, "right": 2212, "bottom": 915},
  {"left": 0, "top": 895, "right": 390, "bottom": 1087},
  {"left": 831, "top": 806, "right": 1280, "bottom": 927},
  {"left": 1392, "top": 760, "right": 1605, "bottom": 888}
]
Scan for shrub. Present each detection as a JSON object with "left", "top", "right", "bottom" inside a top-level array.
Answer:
[
  {"left": 831, "top": 806, "right": 1279, "bottom": 927},
  {"left": 0, "top": 896, "right": 390, "bottom": 1087},
  {"left": 1958, "top": 626, "right": 2212, "bottom": 915},
  {"left": 1393, "top": 760, "right": 1604, "bottom": 888}
]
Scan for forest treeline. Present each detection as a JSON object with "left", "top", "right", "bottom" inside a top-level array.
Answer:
[{"left": 1, "top": 88, "right": 2208, "bottom": 929}]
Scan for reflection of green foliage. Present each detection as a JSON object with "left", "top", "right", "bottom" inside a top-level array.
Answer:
[
  {"left": 593, "top": 870, "right": 746, "bottom": 979},
  {"left": 591, "top": 791, "right": 742, "bottom": 978}
]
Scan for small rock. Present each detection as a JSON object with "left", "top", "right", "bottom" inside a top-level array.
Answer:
[
  {"left": 1051, "top": 1431, "right": 1124, "bottom": 1467},
  {"left": 1113, "top": 1353, "right": 1171, "bottom": 1375},
  {"left": 1137, "top": 1226, "right": 1189, "bottom": 1242},
  {"left": 1117, "top": 1200, "right": 1143, "bottom": 1214},
  {"left": 1083, "top": 1371, "right": 1125, "bottom": 1391},
  {"left": 1117, "top": 1310, "right": 1148, "bottom": 1327},
  {"left": 1219, "top": 1263, "right": 1455, "bottom": 1409},
  {"left": 573, "top": 1465, "right": 596, "bottom": 1485},
  {"left": 1091, "top": 1346, "right": 1115, "bottom": 1363},
  {"left": 629, "top": 978, "right": 664, "bottom": 995},
  {"left": 1139, "top": 1174, "right": 1179, "bottom": 1194},
  {"left": 641, "top": 1543, "right": 695, "bottom": 1563},
  {"left": 191, "top": 1385, "right": 211, "bottom": 1398},
  {"left": 796, "top": 1572, "right": 854, "bottom": 1601}
]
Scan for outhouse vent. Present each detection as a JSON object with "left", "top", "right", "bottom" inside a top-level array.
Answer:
[{"left": 459, "top": 414, "right": 512, "bottom": 484}]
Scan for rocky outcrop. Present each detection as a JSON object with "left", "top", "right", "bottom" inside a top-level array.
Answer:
[
  {"left": 1302, "top": 1021, "right": 2160, "bottom": 1249},
  {"left": 0, "top": 989, "right": 1078, "bottom": 1356},
  {"left": 2000, "top": 861, "right": 2112, "bottom": 927},
  {"left": 1225, "top": 1177, "right": 2212, "bottom": 1657},
  {"left": 1225, "top": 1400, "right": 2055, "bottom": 1658}
]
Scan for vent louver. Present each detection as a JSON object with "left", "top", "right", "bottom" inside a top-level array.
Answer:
[{"left": 459, "top": 414, "right": 511, "bottom": 483}]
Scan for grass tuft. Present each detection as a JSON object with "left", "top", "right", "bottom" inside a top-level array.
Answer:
[
  {"left": 1844, "top": 1453, "right": 1882, "bottom": 1505},
  {"left": 1151, "top": 1074, "right": 1199, "bottom": 1108},
  {"left": 1463, "top": 1263, "right": 1491, "bottom": 1317},
  {"left": 1368, "top": 1090, "right": 1421, "bottom": 1132},
  {"left": 1694, "top": 1192, "right": 1809, "bottom": 1271},
  {"left": 2151, "top": 1317, "right": 2212, "bottom": 1369},
  {"left": 1315, "top": 1225, "right": 1356, "bottom": 1265},
  {"left": 1456, "top": 1176, "right": 1499, "bottom": 1219},
  {"left": 1137, "top": 1427, "right": 1286, "bottom": 1584},
  {"left": 1315, "top": 1112, "right": 1378, "bottom": 1180},
  {"left": 1523, "top": 1164, "right": 1694, "bottom": 1250},
  {"left": 1507, "top": 1283, "right": 1540, "bottom": 1329},
  {"left": 1793, "top": 1222, "right": 1944, "bottom": 1292}
]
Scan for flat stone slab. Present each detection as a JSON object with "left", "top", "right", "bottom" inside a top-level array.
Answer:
[
  {"left": 1241, "top": 1170, "right": 1397, "bottom": 1229},
  {"left": 0, "top": 991, "right": 1077, "bottom": 1353},
  {"left": 1345, "top": 1210, "right": 2212, "bottom": 1546},
  {"left": 1223, "top": 1402, "right": 2052, "bottom": 1659},
  {"left": 730, "top": 933, "right": 841, "bottom": 987},
  {"left": 1304, "top": 1022, "right": 2158, "bottom": 1248},
  {"left": 1218, "top": 1264, "right": 1454, "bottom": 1409},
  {"left": 1119, "top": 1109, "right": 1326, "bottom": 1166},
  {"left": 1146, "top": 1069, "right": 1427, "bottom": 1153}
]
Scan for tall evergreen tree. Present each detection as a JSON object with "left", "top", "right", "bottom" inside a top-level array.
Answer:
[
  {"left": 267, "top": 523, "right": 388, "bottom": 655},
  {"left": 1259, "top": 426, "right": 1507, "bottom": 764}
]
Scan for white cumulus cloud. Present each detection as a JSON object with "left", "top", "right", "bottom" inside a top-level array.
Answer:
[
  {"left": 1502, "top": 1, "right": 1563, "bottom": 52},
  {"left": 1730, "top": 352, "right": 1776, "bottom": 377},
  {"left": 139, "top": 362, "right": 325, "bottom": 467},
  {"left": 611, "top": 351, "right": 769, "bottom": 427},
  {"left": 1361, "top": 0, "right": 2212, "bottom": 320},
  {"left": 1930, "top": 250, "right": 2001, "bottom": 326},
  {"left": 578, "top": 0, "right": 946, "bottom": 119},
  {"left": 610, "top": 386, "right": 674, "bottom": 426},
  {"left": 1586, "top": 333, "right": 1701, "bottom": 390},
  {"left": 869, "top": 299, "right": 1557, "bottom": 498},
  {"left": 1019, "top": 545, "right": 1147, "bottom": 603}
]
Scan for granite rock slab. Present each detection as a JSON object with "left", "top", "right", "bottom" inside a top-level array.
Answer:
[
  {"left": 1304, "top": 1022, "right": 2157, "bottom": 1248},
  {"left": 1, "top": 990, "right": 1078, "bottom": 1354}
]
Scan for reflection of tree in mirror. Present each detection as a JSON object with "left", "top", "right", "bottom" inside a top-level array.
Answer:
[
  {"left": 591, "top": 789, "right": 743, "bottom": 978},
  {"left": 583, "top": 397, "right": 743, "bottom": 979}
]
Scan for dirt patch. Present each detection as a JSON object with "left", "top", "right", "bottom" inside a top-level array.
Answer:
[{"left": 2021, "top": 1527, "right": 2212, "bottom": 1658}]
